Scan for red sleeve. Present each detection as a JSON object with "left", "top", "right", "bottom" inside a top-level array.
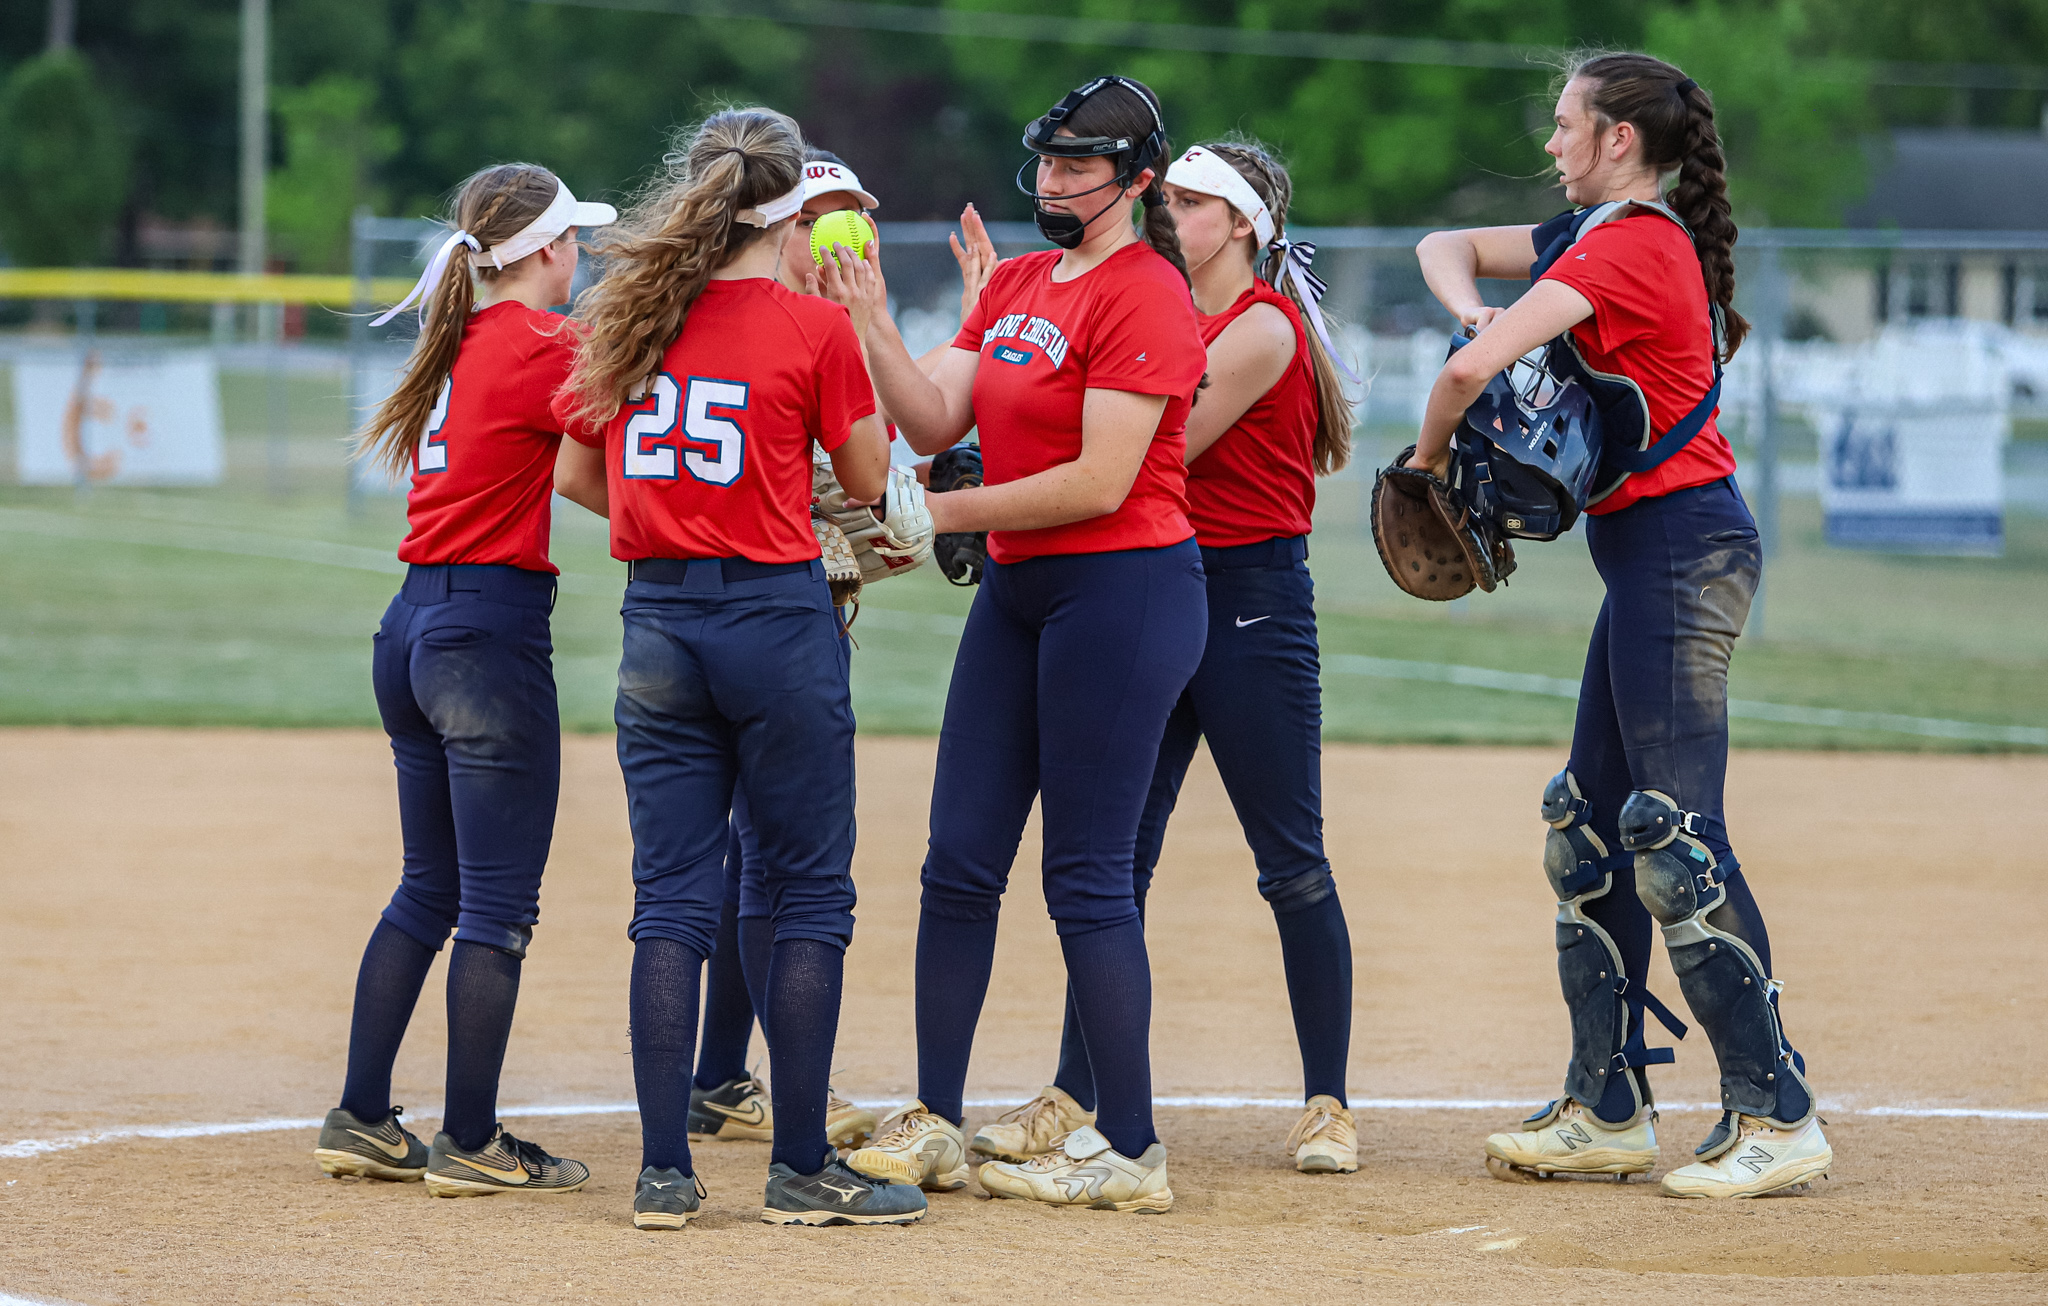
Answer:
[
  {"left": 549, "top": 386, "right": 606, "bottom": 448},
  {"left": 524, "top": 328, "right": 577, "bottom": 433},
  {"left": 1537, "top": 221, "right": 1659, "bottom": 354},
  {"left": 1081, "top": 266, "right": 1205, "bottom": 397},
  {"left": 812, "top": 306, "right": 877, "bottom": 453}
]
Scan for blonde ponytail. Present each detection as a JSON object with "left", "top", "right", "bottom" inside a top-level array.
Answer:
[{"left": 562, "top": 109, "right": 805, "bottom": 432}]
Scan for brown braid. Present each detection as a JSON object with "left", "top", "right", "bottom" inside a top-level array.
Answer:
[{"left": 1570, "top": 52, "right": 1752, "bottom": 361}]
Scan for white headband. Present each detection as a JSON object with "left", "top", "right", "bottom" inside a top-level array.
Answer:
[
  {"left": 468, "top": 178, "right": 617, "bottom": 270},
  {"left": 736, "top": 182, "right": 804, "bottom": 228},
  {"left": 370, "top": 175, "right": 616, "bottom": 329},
  {"left": 1165, "top": 147, "right": 1275, "bottom": 247}
]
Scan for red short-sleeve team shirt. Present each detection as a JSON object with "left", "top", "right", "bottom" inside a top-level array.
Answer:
[
  {"left": 397, "top": 301, "right": 574, "bottom": 575},
  {"left": 1536, "top": 213, "right": 1737, "bottom": 514},
  {"left": 952, "top": 243, "right": 1206, "bottom": 563},
  {"left": 560, "top": 278, "right": 876, "bottom": 564},
  {"left": 1185, "top": 282, "right": 1318, "bottom": 547}
]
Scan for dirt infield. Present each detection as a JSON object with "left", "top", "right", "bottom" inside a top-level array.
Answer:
[{"left": 3, "top": 730, "right": 2046, "bottom": 1302}]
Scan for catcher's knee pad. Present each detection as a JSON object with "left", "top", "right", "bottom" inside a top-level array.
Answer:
[
  {"left": 1543, "top": 770, "right": 1685, "bottom": 1128},
  {"left": 1262, "top": 864, "right": 1336, "bottom": 915},
  {"left": 1621, "top": 789, "right": 1813, "bottom": 1147}
]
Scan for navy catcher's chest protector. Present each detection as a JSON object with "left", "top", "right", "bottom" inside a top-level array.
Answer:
[{"left": 1449, "top": 200, "right": 1725, "bottom": 540}]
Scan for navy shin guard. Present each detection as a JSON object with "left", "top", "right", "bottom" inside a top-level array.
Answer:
[
  {"left": 1621, "top": 789, "right": 1813, "bottom": 1157},
  {"left": 1542, "top": 770, "right": 1686, "bottom": 1127}
]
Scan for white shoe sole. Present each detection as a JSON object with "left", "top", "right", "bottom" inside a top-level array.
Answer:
[
  {"left": 1296, "top": 1152, "right": 1358, "bottom": 1175},
  {"left": 313, "top": 1147, "right": 424, "bottom": 1182},
  {"left": 981, "top": 1185, "right": 1175, "bottom": 1214},
  {"left": 1661, "top": 1149, "right": 1833, "bottom": 1198},
  {"left": 1485, "top": 1139, "right": 1656, "bottom": 1177},
  {"left": 968, "top": 1135, "right": 1044, "bottom": 1164},
  {"left": 424, "top": 1171, "right": 589, "bottom": 1197},
  {"left": 760, "top": 1206, "right": 927, "bottom": 1226},
  {"left": 633, "top": 1208, "right": 699, "bottom": 1229}
]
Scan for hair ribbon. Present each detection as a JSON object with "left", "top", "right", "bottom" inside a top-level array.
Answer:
[
  {"left": 371, "top": 229, "right": 482, "bottom": 329},
  {"left": 1268, "top": 237, "right": 1361, "bottom": 385}
]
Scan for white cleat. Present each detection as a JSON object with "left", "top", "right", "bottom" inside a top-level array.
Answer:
[
  {"left": 969, "top": 1084, "right": 1096, "bottom": 1163},
  {"left": 1660, "top": 1115, "right": 1832, "bottom": 1198},
  {"left": 843, "top": 1100, "right": 971, "bottom": 1191},
  {"left": 825, "top": 1089, "right": 879, "bottom": 1151},
  {"left": 1287, "top": 1095, "right": 1359, "bottom": 1174},
  {"left": 977, "top": 1125, "right": 1173, "bottom": 1213},
  {"left": 1484, "top": 1098, "right": 1658, "bottom": 1180}
]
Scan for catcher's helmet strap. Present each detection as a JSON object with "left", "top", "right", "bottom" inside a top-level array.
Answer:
[{"left": 1021, "top": 76, "right": 1167, "bottom": 175}]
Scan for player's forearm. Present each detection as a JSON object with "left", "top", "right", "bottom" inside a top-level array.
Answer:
[
  {"left": 1418, "top": 231, "right": 1487, "bottom": 319},
  {"left": 928, "top": 457, "right": 1137, "bottom": 534},
  {"left": 553, "top": 441, "right": 609, "bottom": 518},
  {"left": 866, "top": 316, "right": 970, "bottom": 454}
]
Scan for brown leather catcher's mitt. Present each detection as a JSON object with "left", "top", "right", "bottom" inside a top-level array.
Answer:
[{"left": 1371, "top": 446, "right": 1516, "bottom": 600}]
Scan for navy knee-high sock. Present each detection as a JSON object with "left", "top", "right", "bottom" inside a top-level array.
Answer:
[
  {"left": 1273, "top": 890, "right": 1352, "bottom": 1105},
  {"left": 765, "top": 938, "right": 843, "bottom": 1173},
  {"left": 695, "top": 899, "right": 757, "bottom": 1091},
  {"left": 442, "top": 941, "right": 522, "bottom": 1152},
  {"left": 914, "top": 909, "right": 1001, "bottom": 1126},
  {"left": 737, "top": 916, "right": 774, "bottom": 1044},
  {"left": 631, "top": 937, "right": 704, "bottom": 1174},
  {"left": 1050, "top": 887, "right": 1141, "bottom": 1113},
  {"left": 1060, "top": 920, "right": 1154, "bottom": 1159},
  {"left": 338, "top": 920, "right": 437, "bottom": 1121},
  {"left": 1712, "top": 869, "right": 1773, "bottom": 976}
]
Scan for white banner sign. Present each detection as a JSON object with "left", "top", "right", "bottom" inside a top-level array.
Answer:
[{"left": 13, "top": 351, "right": 223, "bottom": 486}]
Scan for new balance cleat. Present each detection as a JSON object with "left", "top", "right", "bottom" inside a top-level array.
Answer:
[
  {"left": 313, "top": 1106, "right": 429, "bottom": 1181},
  {"left": 1287, "top": 1095, "right": 1359, "bottom": 1174},
  {"left": 1660, "top": 1115, "right": 1832, "bottom": 1198},
  {"left": 844, "top": 1100, "right": 970, "bottom": 1190},
  {"left": 969, "top": 1084, "right": 1095, "bottom": 1163},
  {"left": 825, "top": 1090, "right": 879, "bottom": 1150},
  {"left": 689, "top": 1074, "right": 773, "bottom": 1142},
  {"left": 978, "top": 1125, "right": 1173, "bottom": 1212},
  {"left": 424, "top": 1127, "right": 591, "bottom": 1197},
  {"left": 762, "top": 1157, "right": 929, "bottom": 1226},
  {"left": 633, "top": 1166, "right": 706, "bottom": 1229},
  {"left": 1484, "top": 1098, "right": 1658, "bottom": 1180}
]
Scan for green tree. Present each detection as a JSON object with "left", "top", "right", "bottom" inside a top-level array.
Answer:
[
  {"left": 267, "top": 75, "right": 399, "bottom": 272},
  {"left": 0, "top": 49, "right": 129, "bottom": 265}
]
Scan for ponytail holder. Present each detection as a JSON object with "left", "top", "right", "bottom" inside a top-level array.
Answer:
[
  {"left": 1140, "top": 187, "right": 1166, "bottom": 208},
  {"left": 1674, "top": 77, "right": 1697, "bottom": 97},
  {"left": 1268, "top": 236, "right": 1361, "bottom": 386},
  {"left": 371, "top": 229, "right": 482, "bottom": 329}
]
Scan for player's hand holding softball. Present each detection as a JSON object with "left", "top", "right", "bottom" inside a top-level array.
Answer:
[{"left": 816, "top": 239, "right": 888, "bottom": 342}]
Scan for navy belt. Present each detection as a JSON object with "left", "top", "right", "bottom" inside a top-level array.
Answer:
[
  {"left": 629, "top": 557, "right": 813, "bottom": 585},
  {"left": 1199, "top": 534, "right": 1308, "bottom": 571},
  {"left": 401, "top": 563, "right": 556, "bottom": 610}
]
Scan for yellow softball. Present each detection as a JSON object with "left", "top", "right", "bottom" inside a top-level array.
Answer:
[{"left": 809, "top": 209, "right": 872, "bottom": 266}]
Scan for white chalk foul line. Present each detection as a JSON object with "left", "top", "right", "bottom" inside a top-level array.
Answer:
[{"left": 8, "top": 1096, "right": 2048, "bottom": 1161}]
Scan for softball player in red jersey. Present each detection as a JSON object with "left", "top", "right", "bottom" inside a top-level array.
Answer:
[
  {"left": 313, "top": 163, "right": 614, "bottom": 1197},
  {"left": 974, "top": 139, "right": 1369, "bottom": 1175},
  {"left": 820, "top": 76, "right": 1207, "bottom": 1213},
  {"left": 551, "top": 107, "right": 928, "bottom": 1230},
  {"left": 1413, "top": 54, "right": 1827, "bottom": 1198}
]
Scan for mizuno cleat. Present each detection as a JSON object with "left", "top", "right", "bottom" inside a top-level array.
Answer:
[
  {"left": 424, "top": 1126, "right": 590, "bottom": 1197},
  {"left": 633, "top": 1165, "right": 706, "bottom": 1229},
  {"left": 761, "top": 1157, "right": 929, "bottom": 1226},
  {"left": 689, "top": 1074, "right": 774, "bottom": 1142},
  {"left": 313, "top": 1106, "right": 429, "bottom": 1182}
]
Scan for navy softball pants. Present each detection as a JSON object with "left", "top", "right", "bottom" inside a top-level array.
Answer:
[
  {"left": 914, "top": 540, "right": 1206, "bottom": 1156},
  {"left": 616, "top": 560, "right": 857, "bottom": 955},
  {"left": 372, "top": 563, "right": 560, "bottom": 958}
]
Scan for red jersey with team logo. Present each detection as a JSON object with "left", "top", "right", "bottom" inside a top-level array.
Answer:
[
  {"left": 397, "top": 301, "right": 574, "bottom": 574},
  {"left": 952, "top": 243, "right": 1205, "bottom": 563},
  {"left": 1186, "top": 281, "right": 1318, "bottom": 547},
  {"left": 1536, "top": 212, "right": 1737, "bottom": 514},
  {"left": 560, "top": 277, "right": 874, "bottom": 563}
]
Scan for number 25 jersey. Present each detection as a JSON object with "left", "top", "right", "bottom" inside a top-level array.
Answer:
[{"left": 562, "top": 277, "right": 877, "bottom": 563}]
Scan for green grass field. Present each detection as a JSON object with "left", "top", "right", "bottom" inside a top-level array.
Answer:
[{"left": 2, "top": 434, "right": 2044, "bottom": 749}]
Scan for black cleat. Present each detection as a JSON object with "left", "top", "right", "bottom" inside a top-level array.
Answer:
[
  {"left": 762, "top": 1156, "right": 929, "bottom": 1226},
  {"left": 313, "top": 1106, "right": 430, "bottom": 1181},
  {"left": 633, "top": 1166, "right": 706, "bottom": 1229},
  {"left": 424, "top": 1126, "right": 590, "bottom": 1197}
]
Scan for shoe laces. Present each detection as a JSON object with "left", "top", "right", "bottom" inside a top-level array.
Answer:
[
  {"left": 870, "top": 1106, "right": 939, "bottom": 1149},
  {"left": 1013, "top": 1133, "right": 1078, "bottom": 1172},
  {"left": 992, "top": 1092, "right": 1064, "bottom": 1136},
  {"left": 1285, "top": 1102, "right": 1353, "bottom": 1153},
  {"left": 499, "top": 1131, "right": 557, "bottom": 1172}
]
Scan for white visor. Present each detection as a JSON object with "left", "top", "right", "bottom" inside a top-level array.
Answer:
[
  {"left": 1165, "top": 147, "right": 1275, "bottom": 248},
  {"left": 467, "top": 177, "right": 617, "bottom": 270},
  {"left": 801, "top": 160, "right": 880, "bottom": 210},
  {"left": 736, "top": 182, "right": 805, "bottom": 228}
]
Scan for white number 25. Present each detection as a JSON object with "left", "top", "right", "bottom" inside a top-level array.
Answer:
[{"left": 621, "top": 373, "right": 747, "bottom": 486}]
